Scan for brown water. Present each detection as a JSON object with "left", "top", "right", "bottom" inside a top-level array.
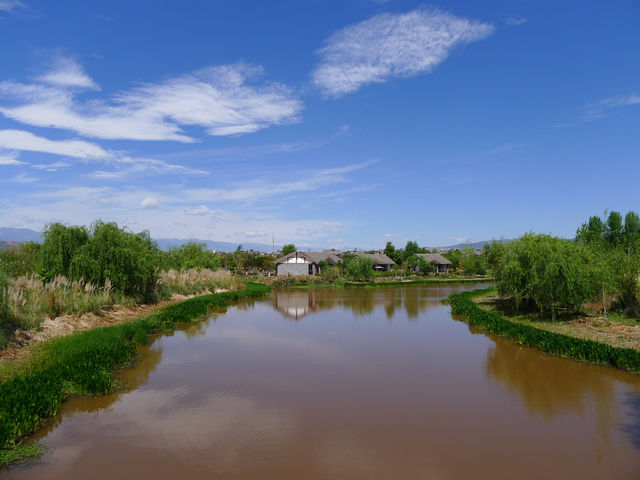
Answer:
[{"left": 4, "top": 284, "right": 640, "bottom": 479}]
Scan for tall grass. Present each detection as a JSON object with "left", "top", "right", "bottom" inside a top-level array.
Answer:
[
  {"left": 157, "top": 268, "right": 242, "bottom": 297},
  {"left": 0, "top": 283, "right": 270, "bottom": 450},
  {"left": 6, "top": 276, "right": 116, "bottom": 330}
]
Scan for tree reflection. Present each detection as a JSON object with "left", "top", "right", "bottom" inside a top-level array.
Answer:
[{"left": 270, "top": 285, "right": 460, "bottom": 321}]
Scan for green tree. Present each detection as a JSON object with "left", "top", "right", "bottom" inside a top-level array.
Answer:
[
  {"left": 40, "top": 223, "right": 89, "bottom": 281},
  {"left": 344, "top": 257, "right": 374, "bottom": 282},
  {"left": 623, "top": 210, "right": 640, "bottom": 256},
  {"left": 606, "top": 211, "right": 624, "bottom": 247},
  {"left": 282, "top": 244, "right": 296, "bottom": 256}
]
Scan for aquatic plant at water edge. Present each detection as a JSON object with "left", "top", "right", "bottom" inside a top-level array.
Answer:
[
  {"left": 445, "top": 288, "right": 640, "bottom": 371},
  {"left": 0, "top": 283, "right": 270, "bottom": 451}
]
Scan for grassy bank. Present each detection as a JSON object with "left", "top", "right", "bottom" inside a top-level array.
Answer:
[
  {"left": 0, "top": 283, "right": 270, "bottom": 464},
  {"left": 266, "top": 276, "right": 492, "bottom": 289},
  {"left": 445, "top": 287, "right": 640, "bottom": 372}
]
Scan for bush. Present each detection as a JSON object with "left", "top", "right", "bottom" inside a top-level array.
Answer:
[{"left": 344, "top": 257, "right": 374, "bottom": 282}]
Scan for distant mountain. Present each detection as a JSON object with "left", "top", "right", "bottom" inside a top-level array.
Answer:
[
  {"left": 0, "top": 227, "right": 42, "bottom": 243},
  {"left": 438, "top": 239, "right": 512, "bottom": 251},
  {"left": 0, "top": 226, "right": 509, "bottom": 253},
  {"left": 154, "top": 237, "right": 280, "bottom": 253}
]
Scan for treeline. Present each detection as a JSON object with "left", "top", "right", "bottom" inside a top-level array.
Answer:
[
  {"left": 0, "top": 221, "right": 273, "bottom": 345},
  {"left": 487, "top": 210, "right": 640, "bottom": 319},
  {"left": 382, "top": 240, "right": 488, "bottom": 275}
]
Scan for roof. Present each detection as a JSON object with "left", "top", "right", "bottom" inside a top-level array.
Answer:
[
  {"left": 275, "top": 250, "right": 341, "bottom": 265},
  {"left": 356, "top": 252, "right": 396, "bottom": 265},
  {"left": 415, "top": 253, "right": 452, "bottom": 265}
]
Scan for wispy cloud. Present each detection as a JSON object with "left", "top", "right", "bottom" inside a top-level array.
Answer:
[
  {"left": 0, "top": 59, "right": 303, "bottom": 142},
  {"left": 504, "top": 16, "right": 527, "bottom": 27},
  {"left": 38, "top": 56, "right": 99, "bottom": 90},
  {"left": 90, "top": 156, "right": 208, "bottom": 179},
  {"left": 0, "top": 129, "right": 108, "bottom": 159},
  {"left": 182, "top": 159, "right": 378, "bottom": 203},
  {"left": 0, "top": 151, "right": 25, "bottom": 165},
  {"left": 0, "top": 0, "right": 25, "bottom": 13},
  {"left": 583, "top": 93, "right": 640, "bottom": 122},
  {"left": 312, "top": 7, "right": 494, "bottom": 97},
  {"left": 31, "top": 161, "right": 71, "bottom": 172}
]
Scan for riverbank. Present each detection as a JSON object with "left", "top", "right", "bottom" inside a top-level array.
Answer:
[
  {"left": 445, "top": 287, "right": 640, "bottom": 372},
  {"left": 0, "top": 283, "right": 270, "bottom": 466},
  {"left": 266, "top": 275, "right": 492, "bottom": 289}
]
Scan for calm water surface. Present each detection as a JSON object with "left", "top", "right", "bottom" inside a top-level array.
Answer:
[{"left": 4, "top": 284, "right": 640, "bottom": 479}]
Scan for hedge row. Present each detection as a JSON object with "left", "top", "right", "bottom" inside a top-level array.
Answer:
[
  {"left": 445, "top": 287, "right": 640, "bottom": 372},
  {"left": 0, "top": 283, "right": 270, "bottom": 450}
]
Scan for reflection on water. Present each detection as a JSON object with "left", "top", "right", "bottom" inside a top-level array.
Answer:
[
  {"left": 5, "top": 284, "right": 640, "bottom": 479},
  {"left": 272, "top": 284, "right": 466, "bottom": 321}
]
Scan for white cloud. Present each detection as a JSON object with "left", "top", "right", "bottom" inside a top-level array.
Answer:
[
  {"left": 0, "top": 151, "right": 24, "bottom": 165},
  {"left": 31, "top": 161, "right": 71, "bottom": 172},
  {"left": 581, "top": 93, "right": 640, "bottom": 123},
  {"left": 10, "top": 173, "right": 36, "bottom": 183},
  {"left": 312, "top": 8, "right": 494, "bottom": 96},
  {"left": 504, "top": 16, "right": 527, "bottom": 27},
  {"left": 38, "top": 57, "right": 99, "bottom": 90},
  {"left": 182, "top": 159, "right": 377, "bottom": 203},
  {"left": 185, "top": 205, "right": 213, "bottom": 216},
  {"left": 0, "top": 0, "right": 24, "bottom": 12},
  {"left": 90, "top": 156, "right": 208, "bottom": 179},
  {"left": 140, "top": 196, "right": 159, "bottom": 209},
  {"left": 0, "top": 61, "right": 302, "bottom": 142},
  {"left": 0, "top": 129, "right": 108, "bottom": 159}
]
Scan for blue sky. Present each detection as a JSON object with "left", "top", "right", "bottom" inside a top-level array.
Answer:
[{"left": 0, "top": 0, "right": 638, "bottom": 248}]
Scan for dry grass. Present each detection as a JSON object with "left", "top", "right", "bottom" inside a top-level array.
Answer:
[
  {"left": 157, "top": 268, "right": 242, "bottom": 297},
  {"left": 7, "top": 275, "right": 118, "bottom": 330}
]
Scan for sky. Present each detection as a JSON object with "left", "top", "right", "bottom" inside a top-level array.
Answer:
[{"left": 0, "top": 0, "right": 639, "bottom": 249}]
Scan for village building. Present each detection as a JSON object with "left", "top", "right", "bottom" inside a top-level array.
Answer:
[
  {"left": 415, "top": 253, "right": 452, "bottom": 274},
  {"left": 356, "top": 252, "right": 396, "bottom": 271},
  {"left": 275, "top": 250, "right": 341, "bottom": 276}
]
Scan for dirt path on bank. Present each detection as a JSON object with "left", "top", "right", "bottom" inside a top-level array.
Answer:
[{"left": 0, "top": 291, "right": 226, "bottom": 363}]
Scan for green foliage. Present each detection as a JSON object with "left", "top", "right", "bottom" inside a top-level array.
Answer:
[
  {"left": 576, "top": 210, "right": 640, "bottom": 317},
  {"left": 39, "top": 221, "right": 160, "bottom": 301},
  {"left": 159, "top": 242, "right": 222, "bottom": 271},
  {"left": 444, "top": 249, "right": 462, "bottom": 270},
  {"left": 459, "top": 249, "right": 487, "bottom": 275},
  {"left": 40, "top": 223, "right": 89, "bottom": 282},
  {"left": 0, "top": 243, "right": 41, "bottom": 278},
  {"left": 417, "top": 257, "right": 433, "bottom": 275},
  {"left": 0, "top": 442, "right": 43, "bottom": 467},
  {"left": 282, "top": 244, "right": 296, "bottom": 256},
  {"left": 606, "top": 211, "right": 624, "bottom": 247},
  {"left": 0, "top": 272, "right": 8, "bottom": 325},
  {"left": 446, "top": 288, "right": 640, "bottom": 371},
  {"left": 344, "top": 256, "right": 374, "bottom": 282},
  {"left": 488, "top": 233, "right": 597, "bottom": 317},
  {"left": 383, "top": 242, "right": 402, "bottom": 265},
  {"left": 0, "top": 283, "right": 270, "bottom": 450}
]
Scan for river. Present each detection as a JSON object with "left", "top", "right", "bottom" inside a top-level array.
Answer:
[{"left": 4, "top": 283, "right": 640, "bottom": 479}]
